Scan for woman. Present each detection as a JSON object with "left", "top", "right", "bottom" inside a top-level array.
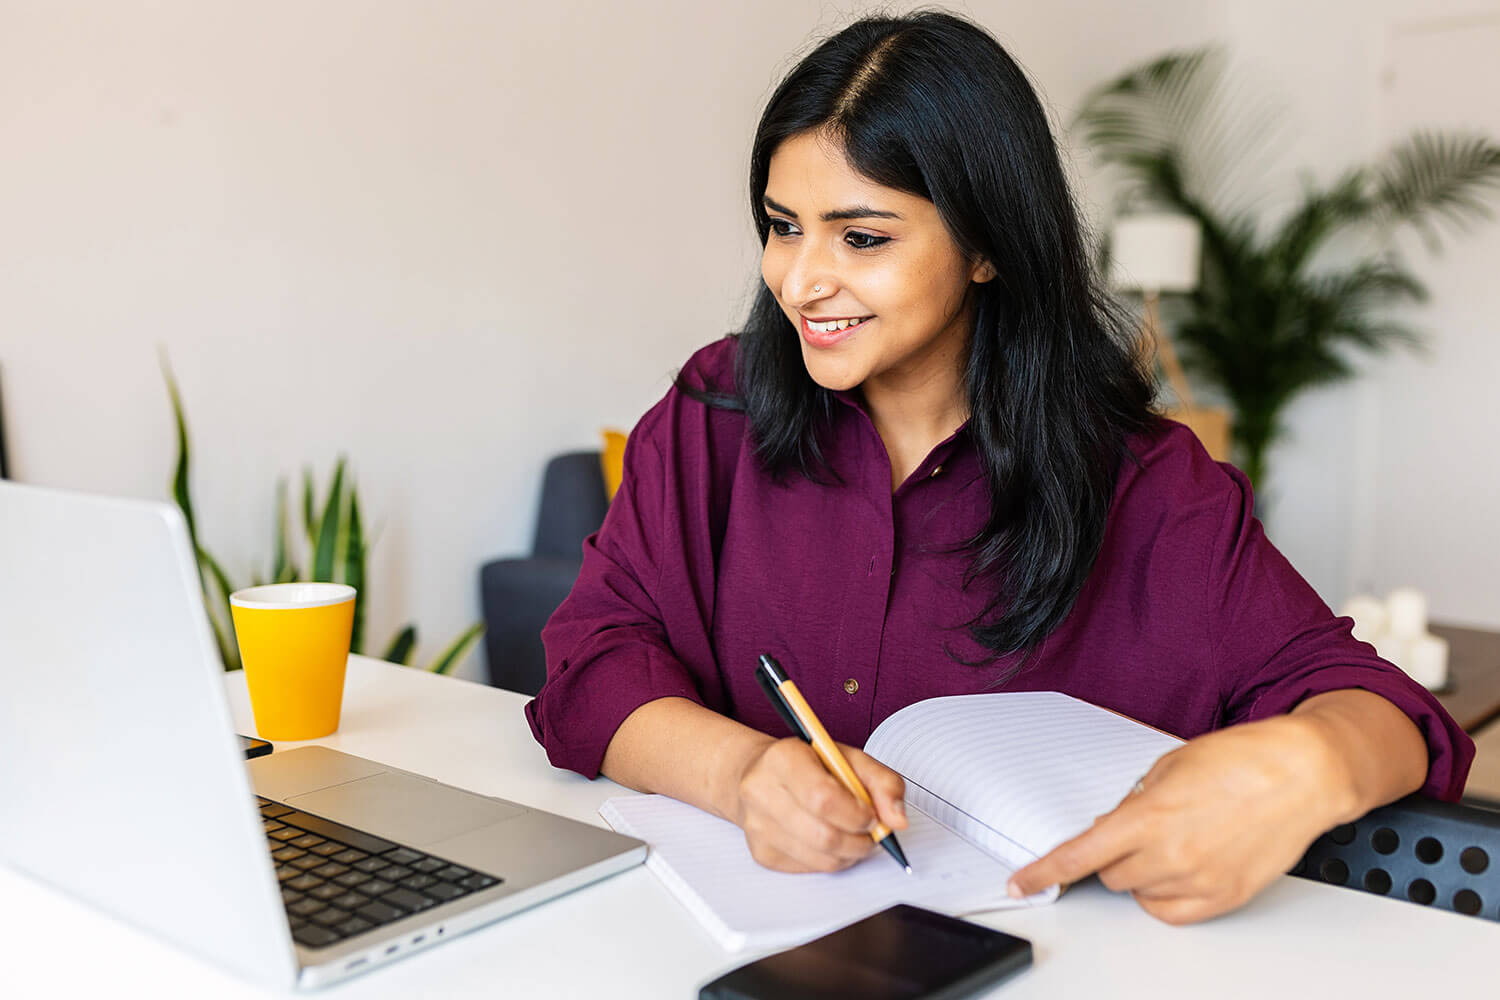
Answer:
[{"left": 525, "top": 10, "right": 1471, "bottom": 925}]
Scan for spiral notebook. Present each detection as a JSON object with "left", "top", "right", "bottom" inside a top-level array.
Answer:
[{"left": 600, "top": 691, "right": 1182, "bottom": 951}]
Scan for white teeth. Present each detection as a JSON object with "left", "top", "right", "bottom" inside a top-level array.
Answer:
[{"left": 808, "top": 316, "right": 869, "bottom": 333}]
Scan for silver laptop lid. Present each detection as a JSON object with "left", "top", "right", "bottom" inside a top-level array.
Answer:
[{"left": 0, "top": 481, "right": 297, "bottom": 991}]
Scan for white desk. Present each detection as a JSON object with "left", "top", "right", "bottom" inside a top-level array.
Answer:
[{"left": 3, "top": 656, "right": 1496, "bottom": 999}]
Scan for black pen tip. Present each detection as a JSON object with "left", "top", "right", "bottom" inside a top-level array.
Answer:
[{"left": 879, "top": 833, "right": 912, "bottom": 874}]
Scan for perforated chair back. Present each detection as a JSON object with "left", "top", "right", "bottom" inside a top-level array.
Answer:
[{"left": 1294, "top": 794, "right": 1500, "bottom": 920}]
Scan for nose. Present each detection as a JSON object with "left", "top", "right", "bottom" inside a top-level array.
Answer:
[{"left": 781, "top": 239, "right": 838, "bottom": 309}]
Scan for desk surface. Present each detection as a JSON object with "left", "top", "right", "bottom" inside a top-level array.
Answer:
[{"left": 3, "top": 657, "right": 1497, "bottom": 999}]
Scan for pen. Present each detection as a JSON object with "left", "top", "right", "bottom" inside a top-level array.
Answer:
[{"left": 754, "top": 653, "right": 912, "bottom": 875}]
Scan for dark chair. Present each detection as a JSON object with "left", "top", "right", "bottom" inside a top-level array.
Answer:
[
  {"left": 479, "top": 451, "right": 609, "bottom": 695},
  {"left": 1294, "top": 793, "right": 1500, "bottom": 920}
]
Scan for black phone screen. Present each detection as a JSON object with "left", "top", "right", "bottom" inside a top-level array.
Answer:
[
  {"left": 238, "top": 735, "right": 272, "bottom": 759},
  {"left": 699, "top": 904, "right": 1032, "bottom": 1000}
]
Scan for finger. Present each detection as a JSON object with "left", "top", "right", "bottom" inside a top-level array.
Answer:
[
  {"left": 1131, "top": 891, "right": 1223, "bottom": 927},
  {"left": 744, "top": 835, "right": 817, "bottom": 874},
  {"left": 776, "top": 743, "right": 878, "bottom": 834},
  {"left": 767, "top": 777, "right": 878, "bottom": 870},
  {"left": 743, "top": 778, "right": 872, "bottom": 872},
  {"left": 1008, "top": 805, "right": 1148, "bottom": 898},
  {"left": 775, "top": 805, "right": 876, "bottom": 871},
  {"left": 841, "top": 745, "right": 909, "bottom": 831},
  {"left": 1097, "top": 852, "right": 1201, "bottom": 897}
]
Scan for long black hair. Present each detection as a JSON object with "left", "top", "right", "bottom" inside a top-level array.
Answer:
[{"left": 681, "top": 9, "right": 1158, "bottom": 662}]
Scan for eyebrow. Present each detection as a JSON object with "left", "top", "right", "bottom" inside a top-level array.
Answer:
[{"left": 762, "top": 195, "right": 902, "bottom": 222}]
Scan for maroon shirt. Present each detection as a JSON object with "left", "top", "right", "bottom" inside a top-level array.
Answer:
[{"left": 525, "top": 337, "right": 1472, "bottom": 800}]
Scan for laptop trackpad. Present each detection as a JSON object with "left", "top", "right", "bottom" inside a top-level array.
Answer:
[{"left": 287, "top": 772, "right": 527, "bottom": 847}]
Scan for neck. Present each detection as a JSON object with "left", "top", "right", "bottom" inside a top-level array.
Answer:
[{"left": 861, "top": 355, "right": 969, "bottom": 492}]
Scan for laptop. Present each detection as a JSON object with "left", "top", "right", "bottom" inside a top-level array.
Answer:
[{"left": 0, "top": 481, "right": 646, "bottom": 990}]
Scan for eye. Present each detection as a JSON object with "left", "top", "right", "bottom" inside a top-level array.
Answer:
[
  {"left": 767, "top": 219, "right": 798, "bottom": 238},
  {"left": 846, "top": 231, "right": 890, "bottom": 250}
]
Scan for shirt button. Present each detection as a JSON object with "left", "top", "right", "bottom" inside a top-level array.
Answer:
[
  {"left": 843, "top": 678, "right": 860, "bottom": 695},
  {"left": 929, "top": 464, "right": 943, "bottom": 477}
]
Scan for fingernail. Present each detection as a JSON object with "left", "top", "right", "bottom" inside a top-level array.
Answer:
[
  {"left": 894, "top": 800, "right": 906, "bottom": 820},
  {"left": 1007, "top": 880, "right": 1024, "bottom": 899}
]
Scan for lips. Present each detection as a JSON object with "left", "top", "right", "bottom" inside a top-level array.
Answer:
[{"left": 800, "top": 314, "right": 872, "bottom": 348}]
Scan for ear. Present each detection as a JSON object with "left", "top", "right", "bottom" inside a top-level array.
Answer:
[{"left": 970, "top": 258, "right": 996, "bottom": 284}]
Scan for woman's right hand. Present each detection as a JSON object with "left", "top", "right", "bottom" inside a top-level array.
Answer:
[{"left": 730, "top": 737, "right": 909, "bottom": 873}]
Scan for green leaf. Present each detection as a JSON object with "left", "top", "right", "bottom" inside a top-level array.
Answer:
[
  {"left": 271, "top": 477, "right": 290, "bottom": 585},
  {"left": 424, "top": 623, "right": 485, "bottom": 676},
  {"left": 345, "top": 489, "right": 367, "bottom": 655},
  {"left": 159, "top": 350, "right": 200, "bottom": 557},
  {"left": 160, "top": 351, "right": 240, "bottom": 671},
  {"left": 382, "top": 625, "right": 417, "bottom": 666},
  {"left": 1372, "top": 130, "right": 1500, "bottom": 251},
  {"left": 198, "top": 546, "right": 241, "bottom": 671},
  {"left": 311, "top": 457, "right": 346, "bottom": 582},
  {"left": 302, "top": 467, "right": 316, "bottom": 550}
]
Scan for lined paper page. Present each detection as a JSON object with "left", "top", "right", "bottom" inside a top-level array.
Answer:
[
  {"left": 600, "top": 794, "right": 1036, "bottom": 952},
  {"left": 866, "top": 692, "right": 1183, "bottom": 859}
]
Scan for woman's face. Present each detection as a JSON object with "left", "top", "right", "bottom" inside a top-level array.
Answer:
[{"left": 760, "top": 131, "right": 994, "bottom": 398}]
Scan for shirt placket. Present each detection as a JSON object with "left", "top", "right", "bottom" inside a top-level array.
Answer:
[{"left": 863, "top": 433, "right": 967, "bottom": 734}]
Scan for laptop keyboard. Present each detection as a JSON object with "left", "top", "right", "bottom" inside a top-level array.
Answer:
[{"left": 259, "top": 796, "right": 504, "bottom": 950}]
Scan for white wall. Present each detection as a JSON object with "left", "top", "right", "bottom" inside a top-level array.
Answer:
[
  {"left": 1222, "top": 0, "right": 1500, "bottom": 627},
  {"left": 0, "top": 0, "right": 1227, "bottom": 681},
  {"left": 1357, "top": 9, "right": 1500, "bottom": 626}
]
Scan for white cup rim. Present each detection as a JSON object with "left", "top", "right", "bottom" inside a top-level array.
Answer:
[{"left": 229, "top": 583, "right": 357, "bottom": 610}]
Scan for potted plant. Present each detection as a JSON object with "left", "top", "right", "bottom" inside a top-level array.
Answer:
[
  {"left": 162, "top": 355, "right": 482, "bottom": 674},
  {"left": 1074, "top": 47, "right": 1500, "bottom": 493}
]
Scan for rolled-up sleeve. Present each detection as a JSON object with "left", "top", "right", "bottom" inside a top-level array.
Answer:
[
  {"left": 1209, "top": 465, "right": 1474, "bottom": 801},
  {"left": 524, "top": 424, "right": 706, "bottom": 778}
]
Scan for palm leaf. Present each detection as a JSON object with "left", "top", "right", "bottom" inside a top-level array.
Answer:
[
  {"left": 1266, "top": 169, "right": 1373, "bottom": 277},
  {"left": 424, "top": 623, "right": 485, "bottom": 676},
  {"left": 1072, "top": 46, "right": 1282, "bottom": 215},
  {"left": 1372, "top": 131, "right": 1500, "bottom": 249}
]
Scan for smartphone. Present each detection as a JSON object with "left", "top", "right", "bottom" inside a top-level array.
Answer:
[
  {"left": 698, "top": 904, "right": 1032, "bottom": 1000},
  {"left": 238, "top": 735, "right": 273, "bottom": 759}
]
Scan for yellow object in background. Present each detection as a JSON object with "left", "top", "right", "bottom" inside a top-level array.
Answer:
[
  {"left": 601, "top": 428, "right": 629, "bottom": 501},
  {"left": 229, "top": 583, "right": 355, "bottom": 741}
]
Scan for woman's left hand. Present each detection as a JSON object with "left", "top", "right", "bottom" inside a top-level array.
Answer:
[{"left": 1005, "top": 713, "right": 1355, "bottom": 925}]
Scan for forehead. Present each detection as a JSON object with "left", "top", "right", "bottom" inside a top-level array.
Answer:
[{"left": 764, "top": 131, "right": 929, "bottom": 217}]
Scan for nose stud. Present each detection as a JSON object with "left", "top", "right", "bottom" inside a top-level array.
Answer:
[{"left": 813, "top": 285, "right": 822, "bottom": 293}]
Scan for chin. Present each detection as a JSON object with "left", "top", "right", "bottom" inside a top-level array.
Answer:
[{"left": 799, "top": 346, "right": 867, "bottom": 393}]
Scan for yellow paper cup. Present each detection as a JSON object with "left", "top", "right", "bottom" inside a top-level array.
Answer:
[{"left": 229, "top": 583, "right": 356, "bottom": 741}]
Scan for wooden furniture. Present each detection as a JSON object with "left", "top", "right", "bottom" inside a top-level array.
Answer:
[{"left": 1431, "top": 623, "right": 1500, "bottom": 734}]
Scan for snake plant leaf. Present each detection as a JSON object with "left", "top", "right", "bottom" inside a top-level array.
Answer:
[
  {"left": 382, "top": 625, "right": 416, "bottom": 666},
  {"left": 424, "top": 623, "right": 485, "bottom": 676},
  {"left": 159, "top": 352, "right": 200, "bottom": 557},
  {"left": 311, "top": 457, "right": 346, "bottom": 583},
  {"left": 345, "top": 489, "right": 366, "bottom": 655},
  {"left": 197, "top": 546, "right": 241, "bottom": 671},
  {"left": 302, "top": 467, "right": 316, "bottom": 550},
  {"left": 272, "top": 477, "right": 291, "bottom": 586}
]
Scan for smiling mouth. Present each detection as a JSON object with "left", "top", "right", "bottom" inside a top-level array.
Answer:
[{"left": 802, "top": 315, "right": 874, "bottom": 333}]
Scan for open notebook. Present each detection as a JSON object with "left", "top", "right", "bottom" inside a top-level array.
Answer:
[{"left": 600, "top": 691, "right": 1183, "bottom": 951}]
